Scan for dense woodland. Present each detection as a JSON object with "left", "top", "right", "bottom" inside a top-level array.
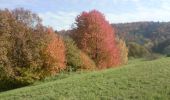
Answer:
[
  {"left": 113, "top": 22, "right": 170, "bottom": 55},
  {"left": 0, "top": 8, "right": 170, "bottom": 92}
]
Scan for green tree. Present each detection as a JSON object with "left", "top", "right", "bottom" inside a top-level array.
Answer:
[
  {"left": 64, "top": 37, "right": 83, "bottom": 71},
  {"left": 128, "top": 42, "right": 149, "bottom": 58}
]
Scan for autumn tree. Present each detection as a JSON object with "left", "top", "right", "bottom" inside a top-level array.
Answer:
[
  {"left": 0, "top": 9, "right": 47, "bottom": 87},
  {"left": 72, "top": 10, "right": 120, "bottom": 68},
  {"left": 0, "top": 9, "right": 12, "bottom": 69},
  {"left": 12, "top": 8, "right": 42, "bottom": 28},
  {"left": 0, "top": 9, "right": 66, "bottom": 90},
  {"left": 116, "top": 38, "right": 128, "bottom": 64},
  {"left": 0, "top": 10, "right": 15, "bottom": 90},
  {"left": 41, "top": 28, "right": 66, "bottom": 76}
]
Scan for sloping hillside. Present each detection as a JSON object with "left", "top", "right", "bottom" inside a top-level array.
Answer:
[
  {"left": 0, "top": 58, "right": 170, "bottom": 100},
  {"left": 113, "top": 22, "right": 170, "bottom": 42},
  {"left": 112, "top": 22, "right": 170, "bottom": 54}
]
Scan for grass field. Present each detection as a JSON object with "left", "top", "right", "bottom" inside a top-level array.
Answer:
[{"left": 0, "top": 57, "right": 170, "bottom": 100}]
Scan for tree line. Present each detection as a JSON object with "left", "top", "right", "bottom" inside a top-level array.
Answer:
[{"left": 0, "top": 8, "right": 128, "bottom": 91}]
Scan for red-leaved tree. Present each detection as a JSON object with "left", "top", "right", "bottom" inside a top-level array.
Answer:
[{"left": 72, "top": 10, "right": 120, "bottom": 68}]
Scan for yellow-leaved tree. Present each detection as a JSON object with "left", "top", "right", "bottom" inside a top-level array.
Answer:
[{"left": 116, "top": 38, "right": 128, "bottom": 65}]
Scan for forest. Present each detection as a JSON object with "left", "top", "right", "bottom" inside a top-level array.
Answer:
[{"left": 113, "top": 22, "right": 170, "bottom": 55}]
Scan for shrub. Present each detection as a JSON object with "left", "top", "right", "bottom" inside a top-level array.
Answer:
[
  {"left": 163, "top": 45, "right": 170, "bottom": 55},
  {"left": 144, "top": 53, "right": 163, "bottom": 61},
  {"left": 64, "top": 36, "right": 96, "bottom": 71},
  {"left": 79, "top": 51, "right": 96, "bottom": 70},
  {"left": 64, "top": 37, "right": 83, "bottom": 72},
  {"left": 128, "top": 42, "right": 150, "bottom": 58},
  {"left": 153, "top": 39, "right": 170, "bottom": 54},
  {"left": 167, "top": 54, "right": 170, "bottom": 57}
]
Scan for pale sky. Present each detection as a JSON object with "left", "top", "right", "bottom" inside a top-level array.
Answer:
[{"left": 0, "top": 0, "right": 170, "bottom": 30}]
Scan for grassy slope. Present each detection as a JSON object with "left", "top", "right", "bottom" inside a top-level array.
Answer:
[{"left": 0, "top": 58, "right": 170, "bottom": 100}]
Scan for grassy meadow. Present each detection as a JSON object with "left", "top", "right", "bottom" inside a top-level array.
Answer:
[{"left": 0, "top": 57, "right": 170, "bottom": 100}]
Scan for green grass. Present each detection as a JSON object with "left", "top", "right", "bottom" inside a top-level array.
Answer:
[{"left": 0, "top": 57, "right": 170, "bottom": 100}]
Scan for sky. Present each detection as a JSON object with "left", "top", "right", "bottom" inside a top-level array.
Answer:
[{"left": 0, "top": 0, "right": 170, "bottom": 30}]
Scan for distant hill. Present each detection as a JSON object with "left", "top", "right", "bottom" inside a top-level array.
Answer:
[
  {"left": 112, "top": 21, "right": 170, "bottom": 44},
  {"left": 112, "top": 22, "right": 170, "bottom": 53}
]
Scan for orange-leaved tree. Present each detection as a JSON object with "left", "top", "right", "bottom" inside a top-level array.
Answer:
[
  {"left": 42, "top": 28, "right": 66, "bottom": 76},
  {"left": 72, "top": 10, "right": 120, "bottom": 69}
]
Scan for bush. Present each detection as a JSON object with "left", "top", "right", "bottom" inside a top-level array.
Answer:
[
  {"left": 163, "top": 45, "right": 170, "bottom": 55},
  {"left": 128, "top": 42, "right": 150, "bottom": 58},
  {"left": 144, "top": 53, "right": 163, "bottom": 61},
  {"left": 63, "top": 37, "right": 96, "bottom": 71},
  {"left": 167, "top": 54, "right": 170, "bottom": 57},
  {"left": 0, "top": 64, "right": 16, "bottom": 91},
  {"left": 153, "top": 39, "right": 170, "bottom": 54},
  {"left": 79, "top": 51, "right": 96, "bottom": 70},
  {"left": 64, "top": 37, "right": 83, "bottom": 72}
]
